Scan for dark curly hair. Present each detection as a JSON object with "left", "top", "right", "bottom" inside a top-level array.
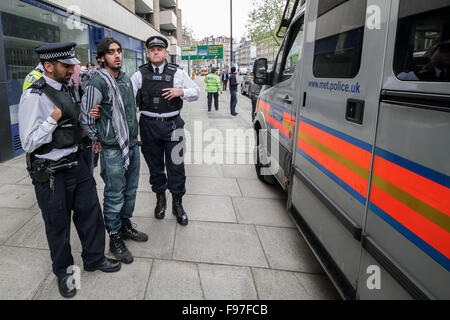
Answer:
[{"left": 96, "top": 37, "right": 122, "bottom": 66}]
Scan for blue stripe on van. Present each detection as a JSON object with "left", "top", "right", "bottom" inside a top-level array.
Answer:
[
  {"left": 375, "top": 147, "right": 450, "bottom": 189},
  {"left": 297, "top": 147, "right": 366, "bottom": 205},
  {"left": 300, "top": 116, "right": 373, "bottom": 153},
  {"left": 369, "top": 202, "right": 450, "bottom": 271}
]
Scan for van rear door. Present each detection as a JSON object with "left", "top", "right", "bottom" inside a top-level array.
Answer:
[
  {"left": 358, "top": 0, "right": 450, "bottom": 299},
  {"left": 290, "top": 0, "right": 390, "bottom": 297}
]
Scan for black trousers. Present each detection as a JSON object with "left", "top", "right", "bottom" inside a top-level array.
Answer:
[
  {"left": 207, "top": 92, "right": 219, "bottom": 111},
  {"left": 139, "top": 115, "right": 186, "bottom": 196},
  {"left": 33, "top": 154, "right": 105, "bottom": 278},
  {"left": 222, "top": 80, "right": 227, "bottom": 91}
]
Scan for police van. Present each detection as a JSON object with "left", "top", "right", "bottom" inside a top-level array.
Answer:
[{"left": 253, "top": 0, "right": 449, "bottom": 299}]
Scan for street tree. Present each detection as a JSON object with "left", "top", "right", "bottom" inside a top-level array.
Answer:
[{"left": 246, "top": 0, "right": 285, "bottom": 47}]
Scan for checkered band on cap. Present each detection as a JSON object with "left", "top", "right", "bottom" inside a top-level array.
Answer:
[{"left": 39, "top": 47, "right": 76, "bottom": 60}]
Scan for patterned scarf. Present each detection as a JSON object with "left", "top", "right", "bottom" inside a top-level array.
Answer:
[{"left": 89, "top": 67, "right": 130, "bottom": 169}]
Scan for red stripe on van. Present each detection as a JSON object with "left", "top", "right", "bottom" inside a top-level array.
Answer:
[
  {"left": 300, "top": 121, "right": 371, "bottom": 170},
  {"left": 373, "top": 156, "right": 450, "bottom": 218},
  {"left": 299, "top": 137, "right": 368, "bottom": 198},
  {"left": 370, "top": 185, "right": 450, "bottom": 259}
]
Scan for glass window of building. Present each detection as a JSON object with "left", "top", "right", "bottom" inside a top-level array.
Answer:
[{"left": 0, "top": 0, "right": 89, "bottom": 81}]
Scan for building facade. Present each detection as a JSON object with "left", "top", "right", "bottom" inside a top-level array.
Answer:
[
  {"left": 0, "top": 0, "right": 183, "bottom": 161},
  {"left": 134, "top": 0, "right": 182, "bottom": 64}
]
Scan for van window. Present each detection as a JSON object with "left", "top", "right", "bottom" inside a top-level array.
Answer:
[
  {"left": 313, "top": 0, "right": 367, "bottom": 78},
  {"left": 394, "top": 1, "right": 450, "bottom": 82},
  {"left": 283, "top": 22, "right": 304, "bottom": 78}
]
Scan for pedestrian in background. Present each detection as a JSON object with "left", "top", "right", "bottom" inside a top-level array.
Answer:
[
  {"left": 229, "top": 66, "right": 239, "bottom": 116},
  {"left": 205, "top": 67, "right": 222, "bottom": 112},
  {"left": 81, "top": 37, "right": 148, "bottom": 265},
  {"left": 131, "top": 36, "right": 200, "bottom": 226},
  {"left": 248, "top": 79, "right": 262, "bottom": 121},
  {"left": 221, "top": 68, "right": 229, "bottom": 91},
  {"left": 19, "top": 42, "right": 121, "bottom": 299}
]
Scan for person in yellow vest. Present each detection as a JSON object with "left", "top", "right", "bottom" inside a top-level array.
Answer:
[
  {"left": 204, "top": 67, "right": 222, "bottom": 112},
  {"left": 22, "top": 63, "right": 44, "bottom": 92}
]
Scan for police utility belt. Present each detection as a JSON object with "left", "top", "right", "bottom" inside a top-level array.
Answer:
[{"left": 27, "top": 153, "right": 79, "bottom": 191}]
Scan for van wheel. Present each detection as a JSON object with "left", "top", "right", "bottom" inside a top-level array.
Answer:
[{"left": 255, "top": 131, "right": 276, "bottom": 185}]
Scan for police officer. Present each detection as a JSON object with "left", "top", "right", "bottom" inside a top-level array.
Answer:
[
  {"left": 18, "top": 42, "right": 120, "bottom": 299},
  {"left": 204, "top": 67, "right": 222, "bottom": 112},
  {"left": 131, "top": 36, "right": 200, "bottom": 226}
]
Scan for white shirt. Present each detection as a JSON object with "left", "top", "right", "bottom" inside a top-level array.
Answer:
[
  {"left": 130, "top": 62, "right": 200, "bottom": 118},
  {"left": 19, "top": 74, "right": 78, "bottom": 161}
]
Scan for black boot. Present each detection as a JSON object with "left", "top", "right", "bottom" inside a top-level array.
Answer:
[
  {"left": 121, "top": 223, "right": 149, "bottom": 242},
  {"left": 57, "top": 274, "right": 76, "bottom": 299},
  {"left": 154, "top": 192, "right": 166, "bottom": 219},
  {"left": 172, "top": 194, "right": 188, "bottom": 226},
  {"left": 109, "top": 232, "right": 134, "bottom": 264}
]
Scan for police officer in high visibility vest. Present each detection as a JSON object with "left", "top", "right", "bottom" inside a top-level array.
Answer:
[
  {"left": 131, "top": 36, "right": 200, "bottom": 226},
  {"left": 18, "top": 42, "right": 121, "bottom": 299},
  {"left": 204, "top": 67, "right": 222, "bottom": 112},
  {"left": 23, "top": 63, "right": 44, "bottom": 92}
]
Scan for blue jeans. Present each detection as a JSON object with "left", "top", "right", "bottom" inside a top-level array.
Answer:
[
  {"left": 100, "top": 145, "right": 140, "bottom": 234},
  {"left": 230, "top": 90, "right": 237, "bottom": 114}
]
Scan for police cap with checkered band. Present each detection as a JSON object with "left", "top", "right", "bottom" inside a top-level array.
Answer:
[
  {"left": 145, "top": 36, "right": 168, "bottom": 49},
  {"left": 35, "top": 42, "right": 80, "bottom": 65}
]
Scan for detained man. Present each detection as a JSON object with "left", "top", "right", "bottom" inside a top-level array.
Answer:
[{"left": 80, "top": 37, "right": 148, "bottom": 265}]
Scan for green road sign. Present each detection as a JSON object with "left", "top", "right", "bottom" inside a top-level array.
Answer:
[{"left": 181, "top": 45, "right": 223, "bottom": 60}]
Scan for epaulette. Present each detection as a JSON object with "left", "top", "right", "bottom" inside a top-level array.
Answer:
[
  {"left": 168, "top": 63, "right": 182, "bottom": 70},
  {"left": 139, "top": 63, "right": 150, "bottom": 70},
  {"left": 30, "top": 77, "right": 46, "bottom": 95}
]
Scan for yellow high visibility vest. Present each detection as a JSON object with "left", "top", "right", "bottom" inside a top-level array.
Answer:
[{"left": 23, "top": 69, "right": 43, "bottom": 92}]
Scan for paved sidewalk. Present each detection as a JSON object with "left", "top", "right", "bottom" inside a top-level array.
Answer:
[{"left": 0, "top": 76, "right": 340, "bottom": 300}]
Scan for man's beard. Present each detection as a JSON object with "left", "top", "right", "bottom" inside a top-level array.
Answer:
[{"left": 105, "top": 59, "right": 122, "bottom": 72}]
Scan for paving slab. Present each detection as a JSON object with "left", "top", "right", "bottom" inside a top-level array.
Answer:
[
  {"left": 0, "top": 166, "right": 29, "bottom": 184},
  {"left": 6, "top": 213, "right": 108, "bottom": 254},
  {"left": 222, "top": 164, "right": 258, "bottom": 180},
  {"left": 185, "top": 164, "right": 223, "bottom": 178},
  {"left": 34, "top": 256, "right": 152, "bottom": 300},
  {"left": 0, "top": 208, "right": 37, "bottom": 244},
  {"left": 237, "top": 179, "right": 285, "bottom": 200},
  {"left": 186, "top": 177, "right": 241, "bottom": 197},
  {"left": 1, "top": 155, "right": 27, "bottom": 169},
  {"left": 182, "top": 194, "right": 237, "bottom": 223},
  {"left": 198, "top": 264, "right": 257, "bottom": 300},
  {"left": 0, "top": 184, "right": 37, "bottom": 209},
  {"left": 252, "top": 268, "right": 311, "bottom": 300},
  {"left": 145, "top": 260, "right": 204, "bottom": 300},
  {"left": 122, "top": 217, "right": 176, "bottom": 260},
  {"left": 173, "top": 221, "right": 268, "bottom": 268},
  {"left": 232, "top": 197, "right": 295, "bottom": 228},
  {"left": 0, "top": 246, "right": 52, "bottom": 300},
  {"left": 255, "top": 226, "right": 323, "bottom": 273}
]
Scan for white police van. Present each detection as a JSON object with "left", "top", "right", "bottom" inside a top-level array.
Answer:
[{"left": 253, "top": 0, "right": 449, "bottom": 299}]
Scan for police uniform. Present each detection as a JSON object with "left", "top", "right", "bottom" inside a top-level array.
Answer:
[
  {"left": 23, "top": 63, "right": 44, "bottom": 92},
  {"left": 204, "top": 68, "right": 222, "bottom": 111},
  {"left": 130, "top": 36, "right": 200, "bottom": 226},
  {"left": 18, "top": 42, "right": 120, "bottom": 298}
]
